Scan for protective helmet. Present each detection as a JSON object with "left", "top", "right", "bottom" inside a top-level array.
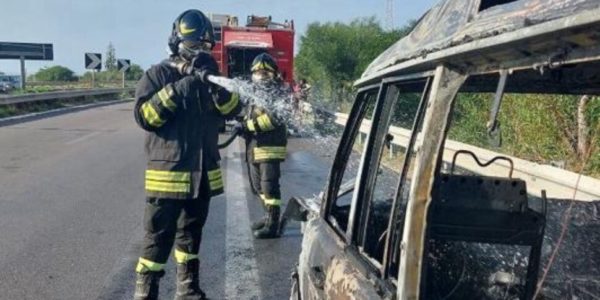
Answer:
[
  {"left": 168, "top": 10, "right": 215, "bottom": 61},
  {"left": 250, "top": 53, "right": 278, "bottom": 83}
]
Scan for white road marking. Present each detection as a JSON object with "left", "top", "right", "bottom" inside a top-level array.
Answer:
[
  {"left": 225, "top": 141, "right": 262, "bottom": 300},
  {"left": 65, "top": 131, "right": 102, "bottom": 145}
]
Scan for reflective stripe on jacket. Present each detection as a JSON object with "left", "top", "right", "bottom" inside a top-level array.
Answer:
[{"left": 203, "top": 113, "right": 225, "bottom": 197}]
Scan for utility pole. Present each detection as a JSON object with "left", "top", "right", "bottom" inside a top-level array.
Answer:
[{"left": 385, "top": 0, "right": 395, "bottom": 30}]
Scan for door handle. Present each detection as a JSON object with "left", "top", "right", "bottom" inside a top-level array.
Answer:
[{"left": 309, "top": 266, "right": 325, "bottom": 290}]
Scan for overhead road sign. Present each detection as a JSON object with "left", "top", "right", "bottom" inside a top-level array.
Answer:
[
  {"left": 0, "top": 42, "right": 54, "bottom": 89},
  {"left": 0, "top": 42, "right": 53, "bottom": 60},
  {"left": 85, "top": 53, "right": 102, "bottom": 70}
]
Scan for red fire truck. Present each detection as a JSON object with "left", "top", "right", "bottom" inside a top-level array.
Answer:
[{"left": 209, "top": 14, "right": 295, "bottom": 85}]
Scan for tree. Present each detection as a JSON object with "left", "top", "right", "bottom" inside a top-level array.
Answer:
[
  {"left": 294, "top": 17, "right": 414, "bottom": 107},
  {"left": 31, "top": 65, "right": 76, "bottom": 81},
  {"left": 126, "top": 64, "right": 144, "bottom": 81},
  {"left": 105, "top": 42, "right": 117, "bottom": 71}
]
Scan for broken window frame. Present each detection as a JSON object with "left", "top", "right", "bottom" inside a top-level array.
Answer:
[
  {"left": 382, "top": 77, "right": 433, "bottom": 280},
  {"left": 352, "top": 77, "right": 433, "bottom": 273},
  {"left": 323, "top": 70, "right": 435, "bottom": 282},
  {"left": 323, "top": 83, "right": 381, "bottom": 241}
]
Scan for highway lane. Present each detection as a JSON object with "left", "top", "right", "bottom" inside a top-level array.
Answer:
[{"left": 0, "top": 102, "right": 333, "bottom": 299}]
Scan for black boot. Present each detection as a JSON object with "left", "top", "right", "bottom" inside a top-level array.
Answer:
[
  {"left": 175, "top": 259, "right": 207, "bottom": 300},
  {"left": 253, "top": 205, "right": 281, "bottom": 239},
  {"left": 134, "top": 270, "right": 164, "bottom": 300},
  {"left": 250, "top": 216, "right": 267, "bottom": 231}
]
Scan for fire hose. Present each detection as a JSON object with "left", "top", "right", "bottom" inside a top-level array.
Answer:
[{"left": 218, "top": 125, "right": 242, "bottom": 149}]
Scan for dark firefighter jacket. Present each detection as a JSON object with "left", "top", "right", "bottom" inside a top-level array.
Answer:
[
  {"left": 244, "top": 82, "right": 289, "bottom": 163},
  {"left": 134, "top": 59, "right": 241, "bottom": 199}
]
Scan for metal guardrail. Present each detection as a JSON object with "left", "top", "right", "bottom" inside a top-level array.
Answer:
[
  {"left": 302, "top": 101, "right": 600, "bottom": 201},
  {"left": 0, "top": 88, "right": 134, "bottom": 106}
]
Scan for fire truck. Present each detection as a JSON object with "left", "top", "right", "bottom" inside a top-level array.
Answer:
[{"left": 208, "top": 14, "right": 295, "bottom": 85}]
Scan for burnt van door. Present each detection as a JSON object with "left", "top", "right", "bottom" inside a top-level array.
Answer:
[{"left": 298, "top": 86, "right": 384, "bottom": 299}]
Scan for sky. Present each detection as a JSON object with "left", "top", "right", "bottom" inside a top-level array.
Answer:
[{"left": 0, "top": 0, "right": 437, "bottom": 76}]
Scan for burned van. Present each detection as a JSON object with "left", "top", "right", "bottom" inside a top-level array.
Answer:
[{"left": 288, "top": 0, "right": 600, "bottom": 299}]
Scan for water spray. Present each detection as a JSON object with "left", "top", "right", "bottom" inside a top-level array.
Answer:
[
  {"left": 207, "top": 74, "right": 341, "bottom": 150},
  {"left": 207, "top": 75, "right": 240, "bottom": 95}
]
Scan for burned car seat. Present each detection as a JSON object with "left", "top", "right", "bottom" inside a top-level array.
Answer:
[{"left": 426, "top": 150, "right": 546, "bottom": 299}]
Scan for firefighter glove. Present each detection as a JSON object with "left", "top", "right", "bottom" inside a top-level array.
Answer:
[
  {"left": 192, "top": 52, "right": 219, "bottom": 84},
  {"left": 174, "top": 52, "right": 218, "bottom": 80},
  {"left": 172, "top": 76, "right": 201, "bottom": 101}
]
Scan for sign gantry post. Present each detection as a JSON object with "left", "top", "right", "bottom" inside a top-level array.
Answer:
[{"left": 0, "top": 42, "right": 53, "bottom": 90}]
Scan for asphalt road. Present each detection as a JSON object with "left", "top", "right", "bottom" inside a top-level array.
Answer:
[{"left": 0, "top": 102, "right": 332, "bottom": 300}]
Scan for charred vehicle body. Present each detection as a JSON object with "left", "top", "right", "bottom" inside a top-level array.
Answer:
[{"left": 288, "top": 0, "right": 600, "bottom": 299}]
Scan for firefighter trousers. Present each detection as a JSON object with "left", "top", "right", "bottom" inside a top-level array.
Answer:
[
  {"left": 139, "top": 193, "right": 211, "bottom": 266},
  {"left": 248, "top": 161, "right": 282, "bottom": 208}
]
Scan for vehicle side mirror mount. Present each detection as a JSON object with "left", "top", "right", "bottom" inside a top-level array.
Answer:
[
  {"left": 487, "top": 121, "right": 502, "bottom": 148},
  {"left": 487, "top": 70, "right": 508, "bottom": 148},
  {"left": 278, "top": 197, "right": 310, "bottom": 235}
]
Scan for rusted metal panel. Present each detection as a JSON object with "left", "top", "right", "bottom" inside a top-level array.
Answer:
[
  {"left": 397, "top": 65, "right": 467, "bottom": 299},
  {"left": 324, "top": 256, "right": 381, "bottom": 300},
  {"left": 357, "top": 1, "right": 600, "bottom": 87},
  {"left": 298, "top": 217, "right": 349, "bottom": 299},
  {"left": 362, "top": 0, "right": 600, "bottom": 79}
]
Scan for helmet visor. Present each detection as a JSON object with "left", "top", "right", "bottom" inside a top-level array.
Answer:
[
  {"left": 251, "top": 70, "right": 275, "bottom": 83},
  {"left": 181, "top": 40, "right": 213, "bottom": 52}
]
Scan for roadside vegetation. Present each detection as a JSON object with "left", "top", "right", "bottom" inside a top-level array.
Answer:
[
  {"left": 295, "top": 17, "right": 414, "bottom": 112},
  {"left": 295, "top": 17, "right": 600, "bottom": 177},
  {"left": 450, "top": 93, "right": 600, "bottom": 177}
]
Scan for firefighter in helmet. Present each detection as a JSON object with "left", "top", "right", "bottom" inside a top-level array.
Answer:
[
  {"left": 133, "top": 9, "right": 242, "bottom": 300},
  {"left": 238, "top": 53, "right": 289, "bottom": 239}
]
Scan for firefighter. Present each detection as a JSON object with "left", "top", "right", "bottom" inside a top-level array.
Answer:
[
  {"left": 238, "top": 53, "right": 289, "bottom": 239},
  {"left": 132, "top": 9, "right": 241, "bottom": 300}
]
